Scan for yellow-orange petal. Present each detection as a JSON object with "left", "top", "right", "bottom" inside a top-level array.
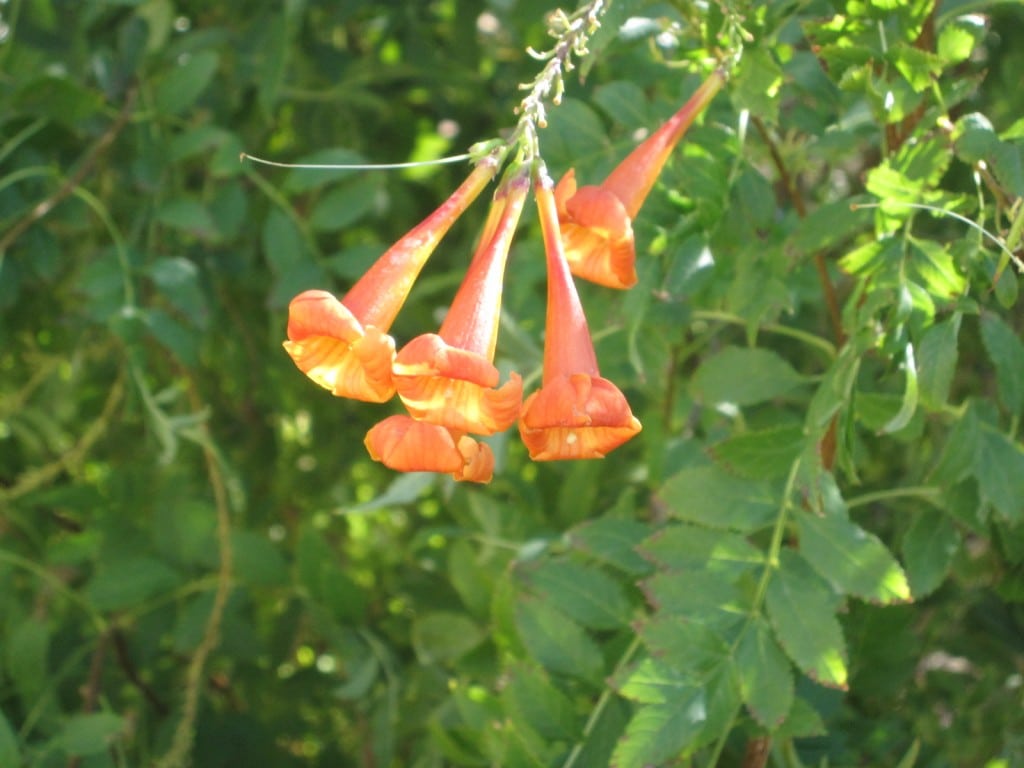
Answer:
[
  {"left": 558, "top": 185, "right": 636, "bottom": 289},
  {"left": 283, "top": 290, "right": 396, "bottom": 402},
  {"left": 392, "top": 334, "right": 522, "bottom": 434},
  {"left": 518, "top": 373, "right": 642, "bottom": 460},
  {"left": 364, "top": 415, "right": 493, "bottom": 483}
]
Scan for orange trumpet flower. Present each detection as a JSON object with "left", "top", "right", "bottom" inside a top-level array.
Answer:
[
  {"left": 556, "top": 70, "right": 725, "bottom": 289},
  {"left": 364, "top": 415, "right": 494, "bottom": 483},
  {"left": 391, "top": 166, "right": 528, "bottom": 434},
  {"left": 283, "top": 154, "right": 502, "bottom": 402},
  {"left": 518, "top": 170, "right": 642, "bottom": 460}
]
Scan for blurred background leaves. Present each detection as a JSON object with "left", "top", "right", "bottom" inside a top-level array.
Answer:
[{"left": 2, "top": 1, "right": 1024, "bottom": 767}]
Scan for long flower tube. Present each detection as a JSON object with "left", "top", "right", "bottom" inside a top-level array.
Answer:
[
  {"left": 518, "top": 168, "right": 642, "bottom": 460},
  {"left": 283, "top": 152, "right": 503, "bottom": 402},
  {"left": 390, "top": 164, "right": 529, "bottom": 435},
  {"left": 555, "top": 70, "right": 726, "bottom": 289}
]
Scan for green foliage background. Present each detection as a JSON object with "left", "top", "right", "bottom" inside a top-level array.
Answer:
[{"left": 2, "top": 1, "right": 1024, "bottom": 766}]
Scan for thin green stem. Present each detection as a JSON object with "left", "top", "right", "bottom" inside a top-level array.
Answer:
[
  {"left": 0, "top": 550, "right": 108, "bottom": 634},
  {"left": 690, "top": 310, "right": 836, "bottom": 358},
  {"left": 562, "top": 633, "right": 642, "bottom": 768},
  {"left": 705, "top": 456, "right": 802, "bottom": 767},
  {"left": 845, "top": 485, "right": 942, "bottom": 509}
]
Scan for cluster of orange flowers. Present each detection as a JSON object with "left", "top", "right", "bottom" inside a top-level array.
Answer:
[{"left": 284, "top": 72, "right": 724, "bottom": 482}]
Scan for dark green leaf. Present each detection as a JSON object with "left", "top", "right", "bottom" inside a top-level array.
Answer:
[
  {"left": 690, "top": 346, "right": 805, "bottom": 406},
  {"left": 709, "top": 424, "right": 805, "bottom": 479},
  {"left": 917, "top": 314, "right": 960, "bottom": 410},
  {"left": 736, "top": 618, "right": 794, "bottom": 728},
  {"left": 980, "top": 312, "right": 1024, "bottom": 415},
  {"left": 973, "top": 424, "right": 1024, "bottom": 523},
  {"left": 57, "top": 713, "right": 125, "bottom": 756},
  {"left": 766, "top": 550, "right": 848, "bottom": 689},
  {"left": 515, "top": 599, "right": 604, "bottom": 683},
  {"left": 501, "top": 664, "right": 579, "bottom": 741},
  {"left": 155, "top": 50, "right": 219, "bottom": 114},
  {"left": 639, "top": 524, "right": 763, "bottom": 576},
  {"left": 412, "top": 612, "right": 485, "bottom": 664},
  {"left": 610, "top": 689, "right": 707, "bottom": 768},
  {"left": 518, "top": 558, "right": 633, "bottom": 630},
  {"left": 85, "top": 556, "right": 181, "bottom": 611},
  {"left": 309, "top": 177, "right": 381, "bottom": 232},
  {"left": 902, "top": 510, "right": 961, "bottom": 598},
  {"left": 658, "top": 465, "right": 779, "bottom": 531},
  {"left": 569, "top": 518, "right": 652, "bottom": 575},
  {"left": 0, "top": 710, "right": 19, "bottom": 767}
]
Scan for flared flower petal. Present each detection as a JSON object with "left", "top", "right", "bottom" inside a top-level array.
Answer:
[
  {"left": 393, "top": 166, "right": 529, "bottom": 433},
  {"left": 284, "top": 156, "right": 501, "bottom": 402},
  {"left": 284, "top": 289, "right": 396, "bottom": 402},
  {"left": 555, "top": 70, "right": 725, "bottom": 289},
  {"left": 393, "top": 334, "right": 523, "bottom": 434},
  {"left": 518, "top": 373, "right": 642, "bottom": 460},
  {"left": 555, "top": 171, "right": 636, "bottom": 289},
  {"left": 364, "top": 415, "right": 494, "bottom": 483}
]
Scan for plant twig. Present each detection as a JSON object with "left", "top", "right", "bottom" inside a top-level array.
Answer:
[
  {"left": 111, "top": 629, "right": 169, "bottom": 716},
  {"left": 152, "top": 378, "right": 234, "bottom": 768},
  {"left": 0, "top": 86, "right": 138, "bottom": 255},
  {"left": 0, "top": 369, "right": 125, "bottom": 504},
  {"left": 751, "top": 115, "right": 845, "bottom": 346}
]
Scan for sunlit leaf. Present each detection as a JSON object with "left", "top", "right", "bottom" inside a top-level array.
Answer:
[{"left": 766, "top": 550, "right": 849, "bottom": 689}]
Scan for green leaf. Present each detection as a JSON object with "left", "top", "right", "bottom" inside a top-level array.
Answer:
[
  {"left": 789, "top": 197, "right": 873, "bottom": 254},
  {"left": 973, "top": 424, "right": 1024, "bottom": 523},
  {"left": 412, "top": 612, "right": 485, "bottom": 664},
  {"left": 902, "top": 510, "right": 961, "bottom": 598},
  {"left": 639, "top": 615, "right": 732, "bottom": 678},
  {"left": 517, "top": 558, "right": 633, "bottom": 630},
  {"left": 515, "top": 599, "right": 604, "bottom": 683},
  {"left": 937, "top": 15, "right": 985, "bottom": 64},
  {"left": 878, "top": 342, "right": 920, "bottom": 435},
  {"left": 953, "top": 112, "right": 998, "bottom": 164},
  {"left": 796, "top": 506, "right": 911, "bottom": 604},
  {"left": 592, "top": 80, "right": 651, "bottom": 131},
  {"left": 657, "top": 465, "right": 779, "bottom": 532},
  {"left": 708, "top": 424, "right": 805, "bottom": 479},
  {"left": 308, "top": 177, "right": 381, "bottom": 232},
  {"left": 0, "top": 710, "right": 19, "bottom": 767},
  {"left": 611, "top": 688, "right": 707, "bottom": 768},
  {"left": 501, "top": 664, "right": 578, "bottom": 741},
  {"left": 917, "top": 314, "right": 960, "bottom": 410},
  {"left": 85, "top": 556, "right": 181, "bottom": 611},
  {"left": 641, "top": 568, "right": 749, "bottom": 623},
  {"left": 262, "top": 208, "right": 308, "bottom": 274},
  {"left": 5, "top": 617, "right": 48, "bottom": 712},
  {"left": 736, "top": 618, "right": 794, "bottom": 728},
  {"left": 155, "top": 50, "right": 219, "bottom": 114},
  {"left": 766, "top": 550, "right": 848, "bottom": 689},
  {"left": 543, "top": 98, "right": 610, "bottom": 175},
  {"left": 731, "top": 46, "right": 783, "bottom": 124},
  {"left": 146, "top": 257, "right": 206, "bottom": 325},
  {"left": 57, "top": 713, "right": 125, "bottom": 756},
  {"left": 690, "top": 346, "right": 805, "bottom": 407},
  {"left": 230, "top": 530, "right": 288, "bottom": 588},
  {"left": 155, "top": 197, "right": 218, "bottom": 240},
  {"left": 980, "top": 312, "right": 1024, "bottom": 415},
  {"left": 639, "top": 524, "right": 763, "bottom": 576},
  {"left": 569, "top": 518, "right": 652, "bottom": 575},
  {"left": 909, "top": 239, "right": 967, "bottom": 299}
]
